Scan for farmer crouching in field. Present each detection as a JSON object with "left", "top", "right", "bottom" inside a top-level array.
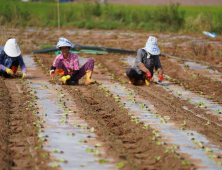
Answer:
[
  {"left": 0, "top": 38, "right": 27, "bottom": 78},
  {"left": 50, "top": 38, "right": 95, "bottom": 85},
  {"left": 126, "top": 36, "right": 164, "bottom": 85}
]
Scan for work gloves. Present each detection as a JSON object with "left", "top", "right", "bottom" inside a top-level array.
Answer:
[
  {"left": 6, "top": 68, "right": 13, "bottom": 75},
  {"left": 22, "top": 73, "right": 28, "bottom": 79},
  {"left": 158, "top": 74, "right": 164, "bottom": 82},
  {"left": 146, "top": 71, "right": 152, "bottom": 79},
  {"left": 50, "top": 70, "right": 55, "bottom": 79}
]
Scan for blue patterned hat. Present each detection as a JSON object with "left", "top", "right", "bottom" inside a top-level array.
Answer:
[
  {"left": 56, "top": 38, "right": 74, "bottom": 49},
  {"left": 143, "top": 36, "right": 160, "bottom": 55}
]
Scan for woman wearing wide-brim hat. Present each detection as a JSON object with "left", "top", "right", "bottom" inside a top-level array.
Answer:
[
  {"left": 126, "top": 36, "right": 164, "bottom": 85},
  {"left": 0, "top": 38, "right": 27, "bottom": 78},
  {"left": 50, "top": 38, "right": 95, "bottom": 85}
]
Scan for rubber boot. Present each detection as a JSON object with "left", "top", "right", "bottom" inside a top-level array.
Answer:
[
  {"left": 60, "top": 75, "right": 71, "bottom": 84},
  {"left": 85, "top": 70, "right": 95, "bottom": 85},
  {"left": 129, "top": 78, "right": 135, "bottom": 84},
  {"left": 56, "top": 69, "right": 65, "bottom": 78},
  {"left": 11, "top": 66, "right": 18, "bottom": 74},
  {"left": 143, "top": 73, "right": 150, "bottom": 86}
]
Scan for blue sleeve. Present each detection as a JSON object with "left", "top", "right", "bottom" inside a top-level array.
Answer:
[
  {"left": 0, "top": 46, "right": 6, "bottom": 71},
  {"left": 18, "top": 55, "right": 27, "bottom": 73}
]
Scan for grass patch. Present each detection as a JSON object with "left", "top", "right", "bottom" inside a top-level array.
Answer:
[{"left": 0, "top": 1, "right": 222, "bottom": 33}]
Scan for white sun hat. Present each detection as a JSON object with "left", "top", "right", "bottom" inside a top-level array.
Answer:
[
  {"left": 4, "top": 38, "right": 21, "bottom": 57},
  {"left": 56, "top": 37, "right": 74, "bottom": 49},
  {"left": 143, "top": 36, "right": 160, "bottom": 55}
]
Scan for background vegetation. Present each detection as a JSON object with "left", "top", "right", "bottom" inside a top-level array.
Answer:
[{"left": 0, "top": 0, "right": 221, "bottom": 34}]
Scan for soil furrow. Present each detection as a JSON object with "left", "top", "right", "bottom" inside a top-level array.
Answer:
[
  {"left": 90, "top": 54, "right": 222, "bottom": 149},
  {"left": 32, "top": 54, "right": 195, "bottom": 170}
]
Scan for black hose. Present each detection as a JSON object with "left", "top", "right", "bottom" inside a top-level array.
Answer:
[
  {"left": 26, "top": 44, "right": 137, "bottom": 54},
  {"left": 161, "top": 53, "right": 221, "bottom": 68}
]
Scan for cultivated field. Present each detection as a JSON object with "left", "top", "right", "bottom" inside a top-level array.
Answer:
[{"left": 0, "top": 25, "right": 222, "bottom": 169}]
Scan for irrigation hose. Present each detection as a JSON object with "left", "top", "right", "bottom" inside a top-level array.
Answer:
[
  {"left": 26, "top": 44, "right": 137, "bottom": 54},
  {"left": 161, "top": 53, "right": 222, "bottom": 68}
]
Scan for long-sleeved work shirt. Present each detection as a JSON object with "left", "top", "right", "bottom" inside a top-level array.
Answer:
[
  {"left": 0, "top": 45, "right": 27, "bottom": 73},
  {"left": 133, "top": 48, "right": 162, "bottom": 75}
]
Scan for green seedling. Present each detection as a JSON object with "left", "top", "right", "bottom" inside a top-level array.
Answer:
[
  {"left": 186, "top": 85, "right": 189, "bottom": 88},
  {"left": 67, "top": 132, "right": 71, "bottom": 136},
  {"left": 170, "top": 97, "right": 174, "bottom": 99},
  {"left": 154, "top": 156, "right": 161, "bottom": 161},
  {"left": 94, "top": 150, "right": 100, "bottom": 156},
  {"left": 148, "top": 137, "right": 155, "bottom": 141},
  {"left": 54, "top": 148, "right": 59, "bottom": 153},
  {"left": 174, "top": 155, "right": 180, "bottom": 159},
  {"left": 38, "top": 134, "right": 45, "bottom": 138},
  {"left": 115, "top": 162, "right": 125, "bottom": 169},
  {"left": 160, "top": 118, "right": 165, "bottom": 123},
  {"left": 135, "top": 120, "right": 140, "bottom": 124},
  {"left": 187, "top": 98, "right": 191, "bottom": 101},
  {"left": 35, "top": 145, "right": 42, "bottom": 150},
  {"left": 206, "top": 121, "right": 210, "bottom": 125},
  {"left": 59, "top": 158, "right": 66, "bottom": 163},
  {"left": 81, "top": 164, "right": 88, "bottom": 167},
  {"left": 208, "top": 153, "right": 217, "bottom": 159},
  {"left": 172, "top": 144, "right": 177, "bottom": 149},
  {"left": 89, "top": 127, "right": 94, "bottom": 133},
  {"left": 95, "top": 143, "right": 102, "bottom": 147},
  {"left": 216, "top": 109, "right": 222, "bottom": 114},
  {"left": 205, "top": 147, "right": 212, "bottom": 152},
  {"left": 180, "top": 120, "right": 186, "bottom": 126},
  {"left": 41, "top": 153, "right": 47, "bottom": 157},
  {"left": 165, "top": 147, "right": 174, "bottom": 153},
  {"left": 142, "top": 124, "right": 149, "bottom": 130},
  {"left": 182, "top": 160, "right": 190, "bottom": 165},
  {"left": 198, "top": 142, "right": 203, "bottom": 148},
  {"left": 218, "top": 162, "right": 222, "bottom": 166},
  {"left": 156, "top": 141, "right": 162, "bottom": 145},
  {"left": 78, "top": 138, "right": 84, "bottom": 143},
  {"left": 38, "top": 138, "right": 44, "bottom": 142},
  {"left": 98, "top": 63, "right": 102, "bottom": 68},
  {"left": 51, "top": 162, "right": 58, "bottom": 167},
  {"left": 99, "top": 159, "right": 109, "bottom": 164},
  {"left": 176, "top": 91, "right": 182, "bottom": 96}
]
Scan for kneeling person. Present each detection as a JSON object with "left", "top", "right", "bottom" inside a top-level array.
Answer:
[
  {"left": 126, "top": 36, "right": 164, "bottom": 85},
  {"left": 0, "top": 38, "right": 27, "bottom": 78},
  {"left": 50, "top": 38, "right": 95, "bottom": 85}
]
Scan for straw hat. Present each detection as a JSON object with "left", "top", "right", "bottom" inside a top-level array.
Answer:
[
  {"left": 56, "top": 38, "right": 74, "bottom": 49},
  {"left": 4, "top": 38, "right": 21, "bottom": 57},
  {"left": 143, "top": 36, "right": 160, "bottom": 55}
]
